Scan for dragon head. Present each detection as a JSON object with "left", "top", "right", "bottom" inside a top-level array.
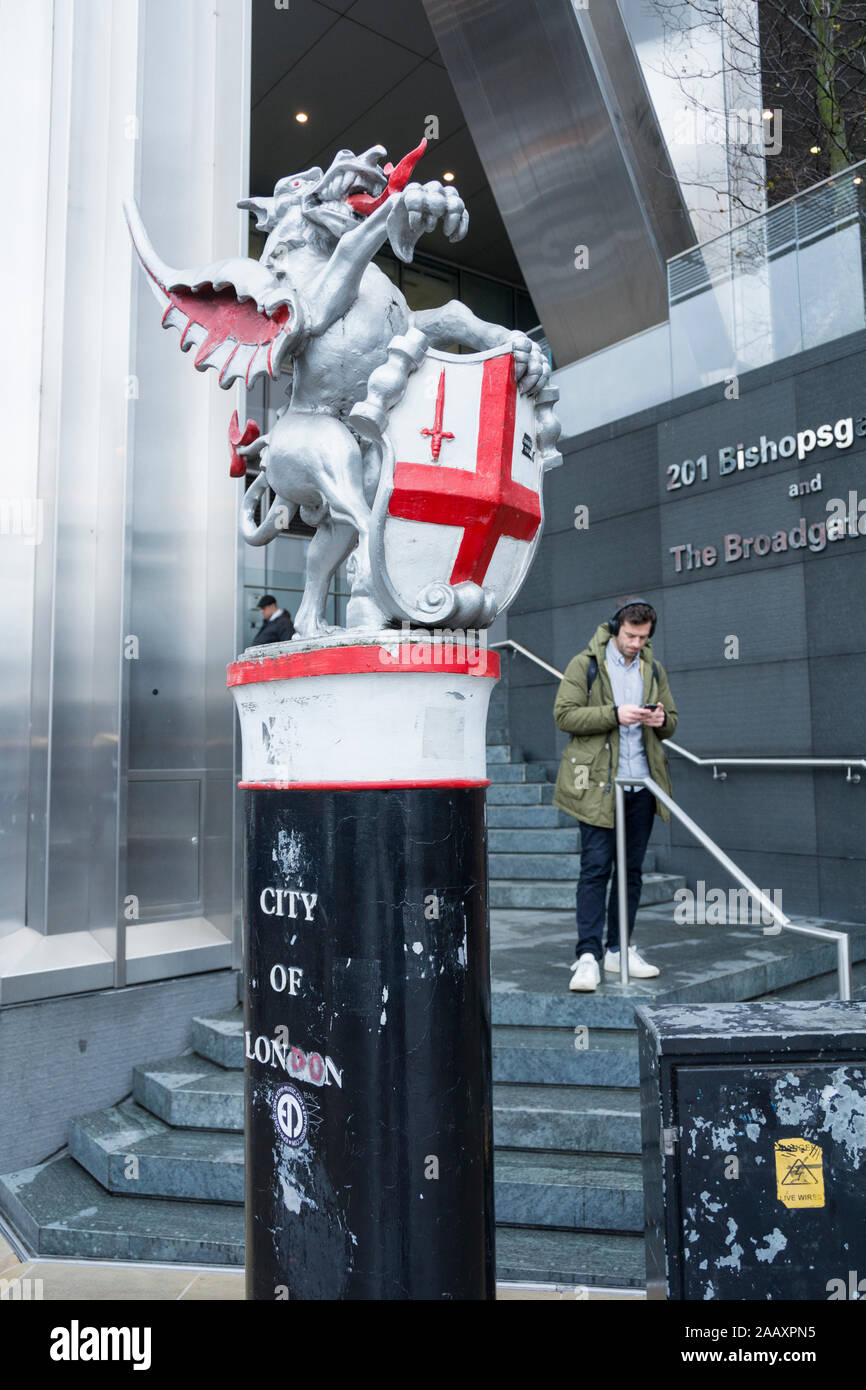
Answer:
[{"left": 239, "top": 140, "right": 426, "bottom": 263}]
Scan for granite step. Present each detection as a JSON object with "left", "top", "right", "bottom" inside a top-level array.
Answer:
[
  {"left": 494, "top": 1150, "right": 643, "bottom": 1232},
  {"left": 760, "top": 955, "right": 866, "bottom": 1002},
  {"left": 488, "top": 834, "right": 657, "bottom": 871},
  {"left": 493, "top": 991, "right": 643, "bottom": 1029},
  {"left": 489, "top": 871, "right": 682, "bottom": 910},
  {"left": 194, "top": 1012, "right": 627, "bottom": 1085},
  {"left": 487, "top": 783, "right": 556, "bottom": 805},
  {"left": 0, "top": 1153, "right": 245, "bottom": 1265},
  {"left": 489, "top": 828, "right": 580, "bottom": 853},
  {"left": 142, "top": 1017, "right": 647, "bottom": 1089},
  {"left": 491, "top": 852, "right": 584, "bottom": 881},
  {"left": 486, "top": 727, "right": 509, "bottom": 744},
  {"left": 486, "top": 744, "right": 515, "bottom": 764},
  {"left": 493, "top": 1082, "right": 641, "bottom": 1153},
  {"left": 67, "top": 1102, "right": 642, "bottom": 1230},
  {"left": 68, "top": 1098, "right": 244, "bottom": 1202},
  {"left": 490, "top": 851, "right": 660, "bottom": 880},
  {"left": 192, "top": 1010, "right": 244, "bottom": 1070},
  {"left": 487, "top": 805, "right": 576, "bottom": 828},
  {"left": 496, "top": 1225, "right": 646, "bottom": 1289},
  {"left": 68, "top": 1099, "right": 642, "bottom": 1223},
  {"left": 487, "top": 762, "right": 550, "bottom": 784},
  {"left": 493, "top": 1025, "right": 639, "bottom": 1087},
  {"left": 133, "top": 1054, "right": 243, "bottom": 1132},
  {"left": 184, "top": 1016, "right": 641, "bottom": 1087},
  {"left": 0, "top": 1152, "right": 645, "bottom": 1285}
]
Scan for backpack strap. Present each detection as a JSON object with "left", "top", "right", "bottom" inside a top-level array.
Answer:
[
  {"left": 585, "top": 654, "right": 599, "bottom": 695},
  {"left": 585, "top": 653, "right": 657, "bottom": 696}
]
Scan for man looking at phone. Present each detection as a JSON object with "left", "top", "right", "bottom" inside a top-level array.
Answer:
[{"left": 552, "top": 600, "right": 678, "bottom": 992}]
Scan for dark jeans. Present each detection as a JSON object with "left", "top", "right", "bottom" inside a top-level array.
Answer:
[{"left": 575, "top": 788, "right": 656, "bottom": 960}]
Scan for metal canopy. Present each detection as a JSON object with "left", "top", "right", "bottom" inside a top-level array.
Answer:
[{"left": 423, "top": 0, "right": 696, "bottom": 365}]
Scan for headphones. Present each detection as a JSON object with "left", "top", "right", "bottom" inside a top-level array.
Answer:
[{"left": 608, "top": 598, "right": 657, "bottom": 637}]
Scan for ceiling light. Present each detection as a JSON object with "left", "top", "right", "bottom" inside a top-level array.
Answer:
[
  {"left": 443, "top": 171, "right": 455, "bottom": 182},
  {"left": 810, "top": 144, "right": 820, "bottom": 153},
  {"left": 762, "top": 109, "right": 773, "bottom": 120},
  {"left": 854, "top": 176, "right": 863, "bottom": 185},
  {"left": 295, "top": 112, "right": 308, "bottom": 124}
]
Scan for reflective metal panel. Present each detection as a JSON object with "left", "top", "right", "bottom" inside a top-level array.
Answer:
[
  {"left": 25, "top": 0, "right": 141, "bottom": 960},
  {"left": 127, "top": 0, "right": 248, "bottom": 961},
  {"left": 0, "top": 0, "right": 50, "bottom": 940},
  {"left": 423, "top": 0, "right": 695, "bottom": 365},
  {"left": 2, "top": 0, "right": 248, "bottom": 1002}
]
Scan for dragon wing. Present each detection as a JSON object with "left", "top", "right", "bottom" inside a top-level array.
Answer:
[{"left": 124, "top": 198, "right": 305, "bottom": 389}]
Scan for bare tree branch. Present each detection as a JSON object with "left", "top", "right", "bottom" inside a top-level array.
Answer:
[{"left": 643, "top": 0, "right": 866, "bottom": 211}]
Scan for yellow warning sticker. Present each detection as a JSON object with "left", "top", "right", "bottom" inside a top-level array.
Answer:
[{"left": 774, "top": 1137, "right": 825, "bottom": 1208}]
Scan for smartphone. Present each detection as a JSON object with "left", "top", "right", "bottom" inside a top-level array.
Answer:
[{"left": 642, "top": 702, "right": 660, "bottom": 710}]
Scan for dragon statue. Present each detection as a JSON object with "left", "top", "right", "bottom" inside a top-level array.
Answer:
[{"left": 125, "top": 139, "right": 557, "bottom": 638}]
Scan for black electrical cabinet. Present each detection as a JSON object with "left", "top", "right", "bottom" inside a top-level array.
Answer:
[{"left": 636, "top": 1002, "right": 866, "bottom": 1301}]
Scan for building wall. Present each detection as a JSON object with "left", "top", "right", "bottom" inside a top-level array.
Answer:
[
  {"left": 508, "top": 327, "right": 866, "bottom": 924},
  {"left": 0, "top": 970, "right": 240, "bottom": 1174}
]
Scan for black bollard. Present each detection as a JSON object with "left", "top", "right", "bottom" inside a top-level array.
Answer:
[
  {"left": 229, "top": 636, "right": 498, "bottom": 1300},
  {"left": 637, "top": 1001, "right": 866, "bottom": 1300}
]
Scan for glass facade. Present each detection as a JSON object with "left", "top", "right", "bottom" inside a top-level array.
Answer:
[
  {"left": 554, "top": 162, "right": 866, "bottom": 438},
  {"left": 373, "top": 248, "right": 538, "bottom": 343},
  {"left": 669, "top": 164, "right": 866, "bottom": 395}
]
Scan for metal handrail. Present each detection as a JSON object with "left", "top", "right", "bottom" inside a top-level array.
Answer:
[
  {"left": 614, "top": 775, "right": 853, "bottom": 999},
  {"left": 653, "top": 747, "right": 864, "bottom": 781},
  {"left": 491, "top": 639, "right": 564, "bottom": 681},
  {"left": 490, "top": 639, "right": 865, "bottom": 779}
]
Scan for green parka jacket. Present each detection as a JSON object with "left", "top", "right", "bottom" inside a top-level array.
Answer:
[{"left": 552, "top": 623, "right": 678, "bottom": 828}]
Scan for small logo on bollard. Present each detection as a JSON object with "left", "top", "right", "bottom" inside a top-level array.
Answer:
[{"left": 273, "top": 1083, "right": 308, "bottom": 1147}]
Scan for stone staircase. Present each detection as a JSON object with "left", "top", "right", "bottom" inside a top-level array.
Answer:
[
  {"left": 484, "top": 725, "right": 674, "bottom": 1284},
  {"left": 3, "top": 725, "right": 864, "bottom": 1288},
  {"left": 489, "top": 997, "right": 645, "bottom": 1286},
  {"left": 0, "top": 1000, "right": 648, "bottom": 1284},
  {"left": 485, "top": 724, "right": 685, "bottom": 912}
]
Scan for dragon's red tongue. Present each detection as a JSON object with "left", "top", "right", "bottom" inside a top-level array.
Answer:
[{"left": 346, "top": 138, "right": 427, "bottom": 215}]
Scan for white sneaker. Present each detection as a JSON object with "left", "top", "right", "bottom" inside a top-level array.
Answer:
[
  {"left": 603, "top": 946, "right": 659, "bottom": 979},
  {"left": 569, "top": 953, "right": 600, "bottom": 992}
]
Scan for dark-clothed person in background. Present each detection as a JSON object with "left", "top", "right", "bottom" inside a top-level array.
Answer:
[{"left": 253, "top": 594, "right": 294, "bottom": 645}]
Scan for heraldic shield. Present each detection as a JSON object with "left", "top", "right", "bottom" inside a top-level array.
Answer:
[{"left": 358, "top": 339, "right": 562, "bottom": 629}]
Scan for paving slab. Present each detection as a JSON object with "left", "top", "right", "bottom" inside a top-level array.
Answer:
[{"left": 490, "top": 905, "right": 866, "bottom": 1018}]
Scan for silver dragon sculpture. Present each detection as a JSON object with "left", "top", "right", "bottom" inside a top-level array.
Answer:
[{"left": 126, "top": 139, "right": 556, "bottom": 638}]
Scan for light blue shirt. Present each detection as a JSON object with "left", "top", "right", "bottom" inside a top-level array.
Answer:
[{"left": 605, "top": 638, "right": 650, "bottom": 786}]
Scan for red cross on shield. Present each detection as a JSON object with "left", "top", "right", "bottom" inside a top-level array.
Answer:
[{"left": 370, "top": 343, "right": 547, "bottom": 625}]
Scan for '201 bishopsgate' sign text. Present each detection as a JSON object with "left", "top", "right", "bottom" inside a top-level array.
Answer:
[{"left": 667, "top": 412, "right": 864, "bottom": 492}]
